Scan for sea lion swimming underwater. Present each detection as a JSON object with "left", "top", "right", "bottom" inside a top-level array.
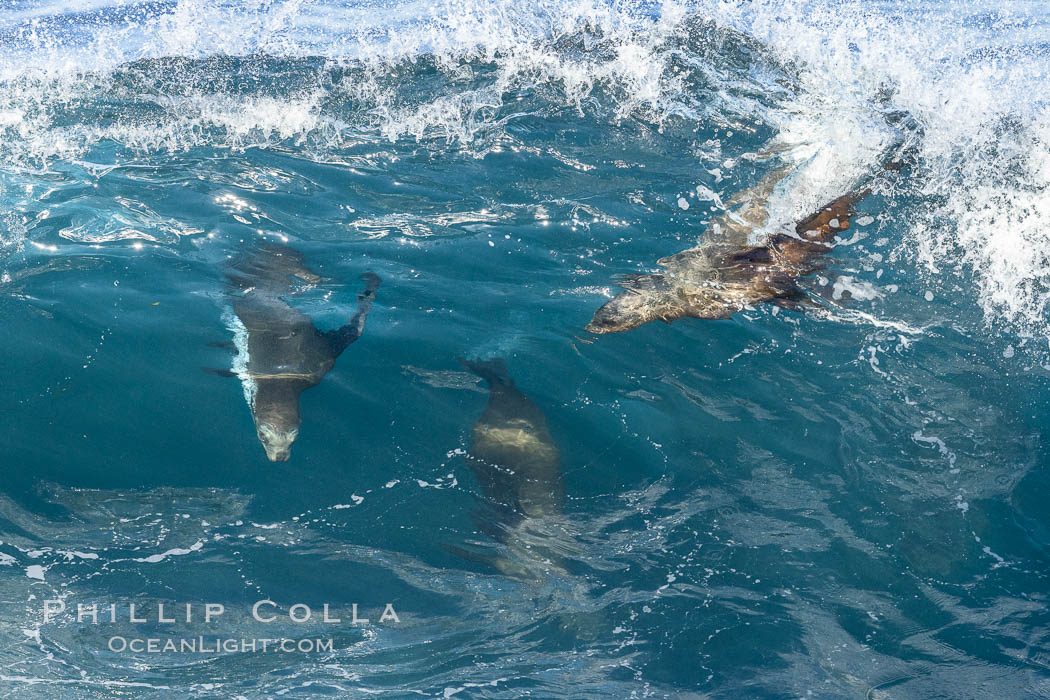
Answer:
[
  {"left": 215, "top": 245, "right": 379, "bottom": 461},
  {"left": 585, "top": 165, "right": 889, "bottom": 334},
  {"left": 453, "top": 358, "right": 573, "bottom": 579}
]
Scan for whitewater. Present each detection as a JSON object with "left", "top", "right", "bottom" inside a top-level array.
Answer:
[{"left": 1, "top": 1, "right": 1049, "bottom": 697}]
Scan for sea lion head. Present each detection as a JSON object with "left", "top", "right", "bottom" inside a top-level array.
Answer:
[
  {"left": 586, "top": 293, "right": 647, "bottom": 334},
  {"left": 586, "top": 286, "right": 686, "bottom": 334},
  {"left": 252, "top": 389, "right": 302, "bottom": 462},
  {"left": 256, "top": 421, "right": 299, "bottom": 462},
  {"left": 587, "top": 272, "right": 695, "bottom": 334},
  {"left": 588, "top": 273, "right": 773, "bottom": 332}
]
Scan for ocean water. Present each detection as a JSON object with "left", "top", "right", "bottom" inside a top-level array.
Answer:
[{"left": 2, "top": 0, "right": 1050, "bottom": 697}]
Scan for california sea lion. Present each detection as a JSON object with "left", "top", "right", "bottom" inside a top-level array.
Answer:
[
  {"left": 585, "top": 169, "right": 875, "bottom": 334},
  {"left": 454, "top": 357, "right": 570, "bottom": 578},
  {"left": 220, "top": 244, "right": 379, "bottom": 461}
]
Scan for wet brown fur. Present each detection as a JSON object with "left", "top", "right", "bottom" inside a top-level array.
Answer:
[{"left": 585, "top": 184, "right": 867, "bottom": 334}]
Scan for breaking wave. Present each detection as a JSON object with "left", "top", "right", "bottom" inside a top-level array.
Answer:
[{"left": 1, "top": 0, "right": 1048, "bottom": 335}]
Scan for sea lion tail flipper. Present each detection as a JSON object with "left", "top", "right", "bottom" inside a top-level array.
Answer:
[
  {"left": 458, "top": 357, "right": 513, "bottom": 388},
  {"left": 324, "top": 272, "right": 381, "bottom": 356},
  {"left": 358, "top": 271, "right": 381, "bottom": 298},
  {"left": 794, "top": 189, "right": 868, "bottom": 242}
]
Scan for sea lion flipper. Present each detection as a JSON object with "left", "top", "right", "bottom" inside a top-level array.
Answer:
[
  {"left": 229, "top": 244, "right": 324, "bottom": 290},
  {"left": 794, "top": 190, "right": 865, "bottom": 242},
  {"left": 358, "top": 271, "right": 381, "bottom": 297},
  {"left": 656, "top": 249, "right": 704, "bottom": 268},
  {"left": 681, "top": 305, "right": 729, "bottom": 322},
  {"left": 459, "top": 357, "right": 513, "bottom": 388},
  {"left": 324, "top": 272, "right": 381, "bottom": 357},
  {"left": 202, "top": 367, "right": 237, "bottom": 378},
  {"left": 762, "top": 279, "right": 816, "bottom": 312},
  {"left": 726, "top": 246, "right": 774, "bottom": 265},
  {"left": 768, "top": 292, "right": 810, "bottom": 312}
]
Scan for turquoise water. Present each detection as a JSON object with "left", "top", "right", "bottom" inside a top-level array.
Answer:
[{"left": 2, "top": 1, "right": 1050, "bottom": 697}]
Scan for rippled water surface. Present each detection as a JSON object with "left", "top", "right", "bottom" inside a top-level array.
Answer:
[{"left": 2, "top": 1, "right": 1050, "bottom": 697}]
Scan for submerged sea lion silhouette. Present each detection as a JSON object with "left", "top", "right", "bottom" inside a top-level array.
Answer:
[
  {"left": 212, "top": 245, "right": 379, "bottom": 461},
  {"left": 451, "top": 357, "right": 573, "bottom": 579},
  {"left": 585, "top": 168, "right": 875, "bottom": 334}
]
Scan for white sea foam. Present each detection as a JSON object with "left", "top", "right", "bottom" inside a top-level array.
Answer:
[
  {"left": 702, "top": 0, "right": 1050, "bottom": 335},
  {"left": 0, "top": 0, "right": 1047, "bottom": 336},
  {"left": 133, "top": 540, "right": 204, "bottom": 564},
  {"left": 0, "top": 0, "right": 715, "bottom": 159},
  {"left": 832, "top": 276, "right": 884, "bottom": 303}
]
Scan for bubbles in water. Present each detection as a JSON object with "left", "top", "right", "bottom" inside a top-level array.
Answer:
[
  {"left": 705, "top": 0, "right": 1050, "bottom": 335},
  {"left": 0, "top": 0, "right": 1048, "bottom": 339}
]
